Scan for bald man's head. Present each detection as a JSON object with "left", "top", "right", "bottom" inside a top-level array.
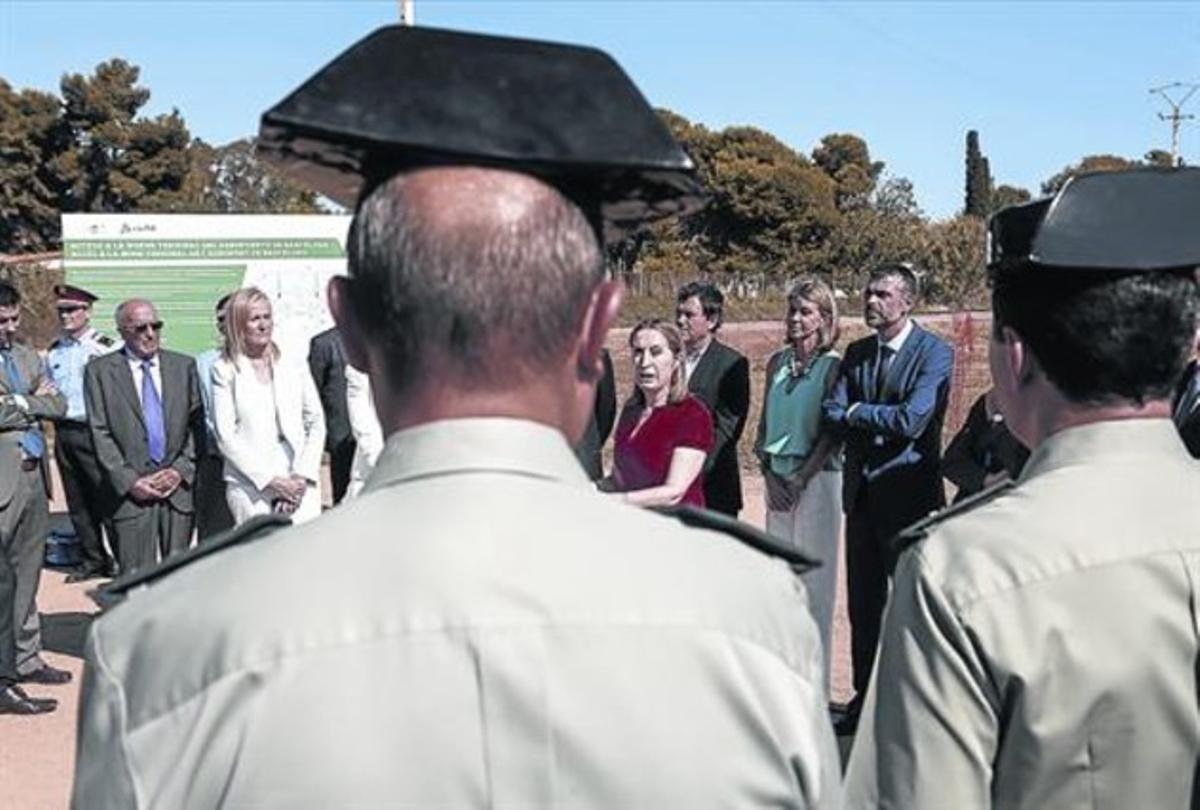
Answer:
[{"left": 344, "top": 166, "right": 604, "bottom": 396}]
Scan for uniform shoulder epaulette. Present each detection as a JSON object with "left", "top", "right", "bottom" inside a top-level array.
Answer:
[
  {"left": 95, "top": 333, "right": 115, "bottom": 347},
  {"left": 652, "top": 504, "right": 819, "bottom": 572},
  {"left": 91, "top": 514, "right": 292, "bottom": 610},
  {"left": 891, "top": 479, "right": 1016, "bottom": 555}
]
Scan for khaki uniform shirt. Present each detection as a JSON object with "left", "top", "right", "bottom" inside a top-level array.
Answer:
[
  {"left": 845, "top": 419, "right": 1200, "bottom": 809},
  {"left": 74, "top": 418, "right": 840, "bottom": 809}
]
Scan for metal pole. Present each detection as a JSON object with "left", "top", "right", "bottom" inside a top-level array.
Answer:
[
  {"left": 1150, "top": 83, "right": 1199, "bottom": 165},
  {"left": 400, "top": 0, "right": 415, "bottom": 26}
]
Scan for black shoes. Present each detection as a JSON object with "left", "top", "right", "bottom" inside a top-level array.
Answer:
[
  {"left": 20, "top": 663, "right": 73, "bottom": 685},
  {"left": 65, "top": 564, "right": 116, "bottom": 583},
  {"left": 0, "top": 683, "right": 57, "bottom": 715}
]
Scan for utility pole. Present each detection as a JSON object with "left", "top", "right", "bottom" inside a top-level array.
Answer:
[
  {"left": 1149, "top": 82, "right": 1199, "bottom": 166},
  {"left": 400, "top": 0, "right": 414, "bottom": 25}
]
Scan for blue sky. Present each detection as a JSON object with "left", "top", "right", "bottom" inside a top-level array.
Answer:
[{"left": 2, "top": 1, "right": 1198, "bottom": 218}]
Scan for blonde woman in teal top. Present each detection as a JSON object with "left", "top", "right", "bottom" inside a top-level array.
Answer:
[{"left": 754, "top": 278, "right": 843, "bottom": 683}]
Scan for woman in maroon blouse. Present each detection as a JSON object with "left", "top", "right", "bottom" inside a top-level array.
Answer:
[{"left": 611, "top": 319, "right": 714, "bottom": 507}]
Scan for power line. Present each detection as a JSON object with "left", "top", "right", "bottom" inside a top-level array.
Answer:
[{"left": 1149, "top": 82, "right": 1199, "bottom": 165}]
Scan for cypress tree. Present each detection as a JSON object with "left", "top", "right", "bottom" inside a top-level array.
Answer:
[{"left": 964, "top": 130, "right": 992, "bottom": 217}]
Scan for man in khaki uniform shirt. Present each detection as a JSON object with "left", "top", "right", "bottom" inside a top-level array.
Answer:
[
  {"left": 73, "top": 28, "right": 841, "bottom": 809},
  {"left": 846, "top": 168, "right": 1200, "bottom": 808}
]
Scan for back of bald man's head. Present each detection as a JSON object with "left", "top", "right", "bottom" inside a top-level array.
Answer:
[{"left": 346, "top": 166, "right": 604, "bottom": 395}]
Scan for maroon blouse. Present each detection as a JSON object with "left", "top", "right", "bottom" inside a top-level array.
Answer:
[{"left": 613, "top": 395, "right": 715, "bottom": 507}]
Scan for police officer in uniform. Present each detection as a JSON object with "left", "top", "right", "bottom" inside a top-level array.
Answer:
[
  {"left": 47, "top": 284, "right": 118, "bottom": 581},
  {"left": 72, "top": 27, "right": 841, "bottom": 809},
  {"left": 845, "top": 168, "right": 1200, "bottom": 808}
]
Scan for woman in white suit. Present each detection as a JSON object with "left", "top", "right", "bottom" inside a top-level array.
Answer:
[
  {"left": 344, "top": 365, "right": 383, "bottom": 499},
  {"left": 212, "top": 287, "right": 326, "bottom": 525}
]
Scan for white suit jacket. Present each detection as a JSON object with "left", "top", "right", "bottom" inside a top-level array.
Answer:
[
  {"left": 344, "top": 365, "right": 383, "bottom": 499},
  {"left": 72, "top": 418, "right": 841, "bottom": 809},
  {"left": 210, "top": 350, "right": 325, "bottom": 491}
]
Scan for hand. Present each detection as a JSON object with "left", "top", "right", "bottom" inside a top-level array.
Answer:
[
  {"left": 266, "top": 476, "right": 305, "bottom": 505},
  {"left": 789, "top": 473, "right": 812, "bottom": 500},
  {"left": 149, "top": 468, "right": 183, "bottom": 497},
  {"left": 129, "top": 476, "right": 166, "bottom": 504},
  {"left": 982, "top": 470, "right": 1011, "bottom": 489},
  {"left": 272, "top": 498, "right": 298, "bottom": 515},
  {"left": 764, "top": 470, "right": 795, "bottom": 513},
  {"left": 286, "top": 475, "right": 310, "bottom": 505},
  {"left": 265, "top": 477, "right": 297, "bottom": 504},
  {"left": 33, "top": 378, "right": 58, "bottom": 397}
]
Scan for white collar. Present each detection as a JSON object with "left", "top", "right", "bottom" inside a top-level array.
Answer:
[{"left": 878, "top": 319, "right": 914, "bottom": 354}]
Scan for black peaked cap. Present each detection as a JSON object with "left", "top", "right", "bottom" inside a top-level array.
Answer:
[
  {"left": 989, "top": 167, "right": 1200, "bottom": 274},
  {"left": 257, "top": 26, "right": 705, "bottom": 243}
]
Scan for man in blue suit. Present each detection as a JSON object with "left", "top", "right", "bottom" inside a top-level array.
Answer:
[{"left": 823, "top": 262, "right": 953, "bottom": 732}]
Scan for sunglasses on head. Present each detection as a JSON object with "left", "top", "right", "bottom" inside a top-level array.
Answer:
[
  {"left": 57, "top": 304, "right": 87, "bottom": 314},
  {"left": 130, "top": 321, "right": 164, "bottom": 335}
]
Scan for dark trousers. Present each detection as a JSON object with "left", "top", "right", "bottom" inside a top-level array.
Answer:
[
  {"left": 111, "top": 502, "right": 193, "bottom": 574},
  {"left": 1, "top": 466, "right": 49, "bottom": 677},
  {"left": 195, "top": 452, "right": 234, "bottom": 540},
  {"left": 0, "top": 534, "right": 14, "bottom": 683},
  {"left": 329, "top": 438, "right": 356, "bottom": 506},
  {"left": 54, "top": 421, "right": 114, "bottom": 573},
  {"left": 845, "top": 508, "right": 890, "bottom": 703}
]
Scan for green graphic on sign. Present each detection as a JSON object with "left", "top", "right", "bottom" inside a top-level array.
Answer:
[{"left": 67, "top": 265, "right": 247, "bottom": 355}]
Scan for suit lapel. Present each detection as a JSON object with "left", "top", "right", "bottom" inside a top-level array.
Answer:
[
  {"left": 159, "top": 352, "right": 178, "bottom": 441},
  {"left": 880, "top": 323, "right": 923, "bottom": 402},
  {"left": 113, "top": 352, "right": 147, "bottom": 429},
  {"left": 0, "top": 352, "right": 13, "bottom": 395},
  {"left": 688, "top": 340, "right": 721, "bottom": 397}
]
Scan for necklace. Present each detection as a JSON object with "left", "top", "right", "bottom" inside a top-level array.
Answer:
[{"left": 787, "top": 347, "right": 820, "bottom": 378}]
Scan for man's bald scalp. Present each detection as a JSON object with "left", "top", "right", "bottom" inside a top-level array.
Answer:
[{"left": 347, "top": 166, "right": 603, "bottom": 395}]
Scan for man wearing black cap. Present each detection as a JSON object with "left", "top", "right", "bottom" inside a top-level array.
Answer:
[
  {"left": 1174, "top": 354, "right": 1200, "bottom": 457},
  {"left": 845, "top": 168, "right": 1200, "bottom": 808},
  {"left": 73, "top": 27, "right": 840, "bottom": 809},
  {"left": 47, "top": 284, "right": 118, "bottom": 581}
]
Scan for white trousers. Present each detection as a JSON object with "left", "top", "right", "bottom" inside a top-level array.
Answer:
[
  {"left": 226, "top": 481, "right": 322, "bottom": 527},
  {"left": 765, "top": 469, "right": 842, "bottom": 685}
]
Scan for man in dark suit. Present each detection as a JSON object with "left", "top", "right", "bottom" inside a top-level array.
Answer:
[
  {"left": 573, "top": 348, "right": 615, "bottom": 481},
  {"left": 85, "top": 299, "right": 202, "bottom": 573},
  {"left": 822, "top": 262, "right": 953, "bottom": 731},
  {"left": 1175, "top": 358, "right": 1200, "bottom": 458},
  {"left": 308, "top": 326, "right": 355, "bottom": 505},
  {"left": 0, "top": 279, "right": 69, "bottom": 713},
  {"left": 676, "top": 282, "right": 750, "bottom": 516}
]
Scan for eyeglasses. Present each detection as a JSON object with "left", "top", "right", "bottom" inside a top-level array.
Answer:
[
  {"left": 57, "top": 305, "right": 87, "bottom": 314},
  {"left": 129, "top": 321, "right": 164, "bottom": 334}
]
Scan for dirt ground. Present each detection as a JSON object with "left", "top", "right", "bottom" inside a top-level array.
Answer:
[
  {"left": 1, "top": 476, "right": 855, "bottom": 810},
  {"left": 5, "top": 311, "right": 990, "bottom": 809}
]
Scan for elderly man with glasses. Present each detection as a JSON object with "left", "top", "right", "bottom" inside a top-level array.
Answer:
[{"left": 84, "top": 298, "right": 203, "bottom": 573}]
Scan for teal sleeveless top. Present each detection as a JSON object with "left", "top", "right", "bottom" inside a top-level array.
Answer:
[{"left": 762, "top": 349, "right": 841, "bottom": 477}]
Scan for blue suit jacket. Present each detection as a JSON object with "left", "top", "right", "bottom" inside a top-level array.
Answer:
[{"left": 822, "top": 321, "right": 953, "bottom": 535}]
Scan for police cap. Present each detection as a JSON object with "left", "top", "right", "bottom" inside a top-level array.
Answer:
[
  {"left": 257, "top": 26, "right": 705, "bottom": 243},
  {"left": 54, "top": 284, "right": 98, "bottom": 306},
  {"left": 989, "top": 167, "right": 1200, "bottom": 276}
]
